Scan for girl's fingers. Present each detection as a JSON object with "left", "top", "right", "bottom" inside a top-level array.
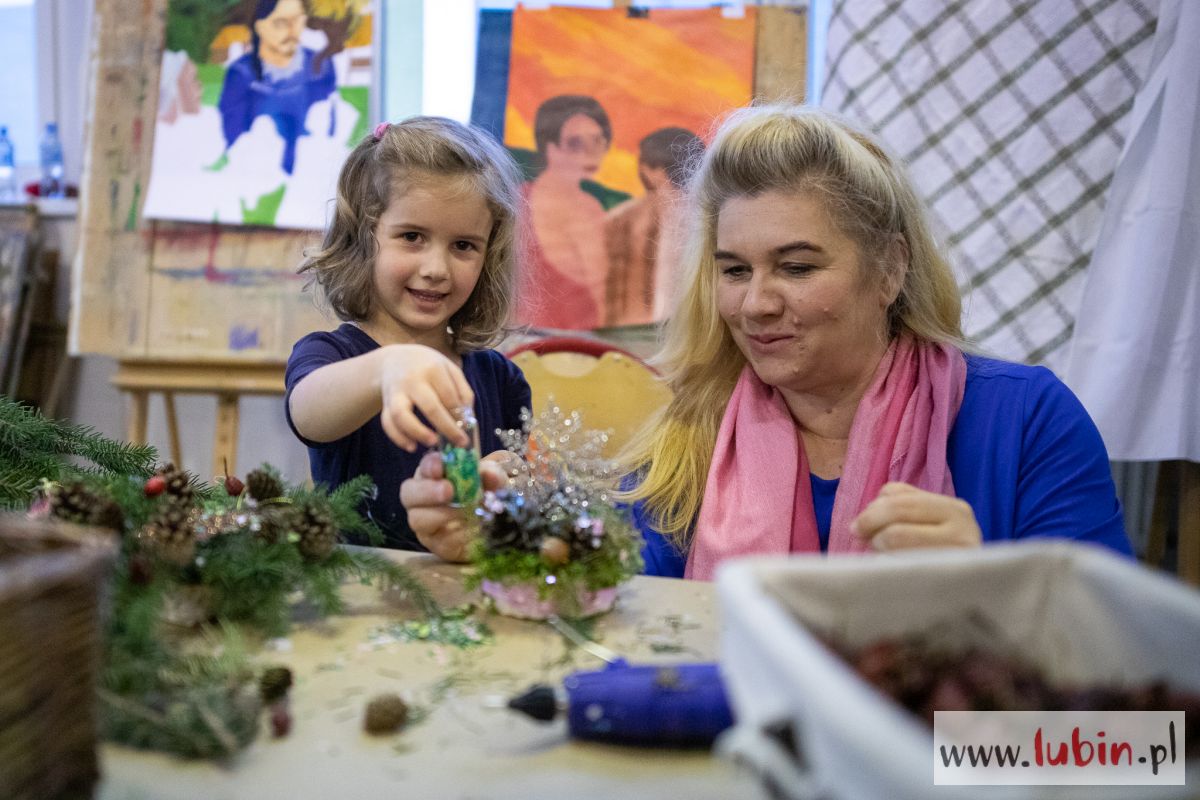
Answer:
[
  {"left": 380, "top": 403, "right": 419, "bottom": 452},
  {"left": 409, "top": 383, "right": 465, "bottom": 447},
  {"left": 385, "top": 396, "right": 439, "bottom": 449},
  {"left": 478, "top": 460, "right": 508, "bottom": 491},
  {"left": 447, "top": 363, "right": 475, "bottom": 411},
  {"left": 400, "top": 474, "right": 452, "bottom": 509},
  {"left": 416, "top": 450, "right": 445, "bottom": 480}
]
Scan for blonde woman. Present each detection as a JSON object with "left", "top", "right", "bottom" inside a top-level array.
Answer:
[{"left": 621, "top": 105, "right": 1130, "bottom": 579}]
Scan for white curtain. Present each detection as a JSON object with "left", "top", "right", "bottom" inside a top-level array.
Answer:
[{"left": 1063, "top": 0, "right": 1200, "bottom": 461}]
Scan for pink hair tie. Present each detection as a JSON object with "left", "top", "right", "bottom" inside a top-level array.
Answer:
[{"left": 372, "top": 121, "right": 390, "bottom": 141}]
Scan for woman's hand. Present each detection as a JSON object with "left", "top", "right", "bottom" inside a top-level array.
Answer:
[
  {"left": 378, "top": 344, "right": 475, "bottom": 452},
  {"left": 852, "top": 482, "right": 982, "bottom": 551},
  {"left": 400, "top": 450, "right": 511, "bottom": 562}
]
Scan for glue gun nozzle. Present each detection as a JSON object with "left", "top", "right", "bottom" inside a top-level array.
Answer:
[{"left": 507, "top": 684, "right": 563, "bottom": 722}]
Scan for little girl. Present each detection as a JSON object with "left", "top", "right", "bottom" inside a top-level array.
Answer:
[{"left": 287, "top": 117, "right": 530, "bottom": 557}]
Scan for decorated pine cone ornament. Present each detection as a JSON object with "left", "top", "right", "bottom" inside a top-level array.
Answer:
[
  {"left": 294, "top": 500, "right": 337, "bottom": 561},
  {"left": 469, "top": 403, "right": 644, "bottom": 620},
  {"left": 46, "top": 479, "right": 124, "bottom": 533},
  {"left": 478, "top": 488, "right": 541, "bottom": 554},
  {"left": 139, "top": 501, "right": 197, "bottom": 567},
  {"left": 246, "top": 468, "right": 285, "bottom": 503}
]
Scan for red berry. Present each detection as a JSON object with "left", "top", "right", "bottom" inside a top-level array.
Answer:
[
  {"left": 225, "top": 475, "right": 246, "bottom": 496},
  {"left": 143, "top": 476, "right": 166, "bottom": 497},
  {"left": 270, "top": 702, "right": 292, "bottom": 738}
]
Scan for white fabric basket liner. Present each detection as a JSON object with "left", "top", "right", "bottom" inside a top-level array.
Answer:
[{"left": 716, "top": 541, "right": 1200, "bottom": 800}]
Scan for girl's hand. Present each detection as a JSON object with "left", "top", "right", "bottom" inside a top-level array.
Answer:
[
  {"left": 379, "top": 344, "right": 475, "bottom": 452},
  {"left": 400, "top": 450, "right": 511, "bottom": 562},
  {"left": 851, "top": 482, "right": 982, "bottom": 551}
]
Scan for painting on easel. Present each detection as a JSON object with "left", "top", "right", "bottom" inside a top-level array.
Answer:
[{"left": 142, "top": 0, "right": 373, "bottom": 230}]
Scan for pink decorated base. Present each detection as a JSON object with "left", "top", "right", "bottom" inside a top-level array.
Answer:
[{"left": 480, "top": 579, "right": 618, "bottom": 620}]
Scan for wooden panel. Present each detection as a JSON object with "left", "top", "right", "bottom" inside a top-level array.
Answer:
[
  {"left": 755, "top": 5, "right": 808, "bottom": 103},
  {"left": 71, "top": 0, "right": 332, "bottom": 362}
]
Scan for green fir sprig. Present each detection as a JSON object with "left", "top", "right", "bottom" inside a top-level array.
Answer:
[{"left": 0, "top": 396, "right": 157, "bottom": 508}]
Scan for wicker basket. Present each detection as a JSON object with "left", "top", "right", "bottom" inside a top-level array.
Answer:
[{"left": 0, "top": 514, "right": 117, "bottom": 800}]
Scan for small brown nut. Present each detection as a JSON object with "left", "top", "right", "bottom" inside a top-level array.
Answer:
[
  {"left": 539, "top": 536, "right": 570, "bottom": 566},
  {"left": 364, "top": 693, "right": 409, "bottom": 735}
]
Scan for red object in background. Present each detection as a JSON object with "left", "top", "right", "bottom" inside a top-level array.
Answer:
[
  {"left": 506, "top": 336, "right": 647, "bottom": 364},
  {"left": 22, "top": 180, "right": 79, "bottom": 198}
]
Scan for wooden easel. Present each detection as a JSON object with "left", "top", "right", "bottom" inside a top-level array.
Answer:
[{"left": 112, "top": 360, "right": 285, "bottom": 478}]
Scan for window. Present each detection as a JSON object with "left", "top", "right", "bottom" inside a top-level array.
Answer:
[{"left": 0, "top": 0, "right": 38, "bottom": 170}]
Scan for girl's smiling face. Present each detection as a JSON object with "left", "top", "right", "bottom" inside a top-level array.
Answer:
[{"left": 364, "top": 175, "right": 492, "bottom": 351}]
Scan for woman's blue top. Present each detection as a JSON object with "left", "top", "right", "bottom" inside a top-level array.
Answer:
[{"left": 634, "top": 355, "right": 1132, "bottom": 578}]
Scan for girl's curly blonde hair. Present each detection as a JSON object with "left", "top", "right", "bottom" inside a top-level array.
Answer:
[{"left": 299, "top": 116, "right": 524, "bottom": 353}]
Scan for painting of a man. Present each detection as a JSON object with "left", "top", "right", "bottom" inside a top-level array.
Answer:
[
  {"left": 143, "top": 0, "right": 370, "bottom": 229},
  {"left": 218, "top": 0, "right": 337, "bottom": 175},
  {"left": 605, "top": 127, "right": 702, "bottom": 326},
  {"left": 520, "top": 95, "right": 612, "bottom": 330}
]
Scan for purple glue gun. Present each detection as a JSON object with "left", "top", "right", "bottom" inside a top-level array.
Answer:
[{"left": 505, "top": 617, "right": 733, "bottom": 747}]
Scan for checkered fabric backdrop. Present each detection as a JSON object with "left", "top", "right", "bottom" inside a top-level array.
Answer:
[{"left": 821, "top": 0, "right": 1158, "bottom": 370}]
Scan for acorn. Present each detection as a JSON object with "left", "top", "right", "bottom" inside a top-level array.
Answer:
[
  {"left": 539, "top": 536, "right": 570, "bottom": 567},
  {"left": 364, "top": 693, "right": 409, "bottom": 735}
]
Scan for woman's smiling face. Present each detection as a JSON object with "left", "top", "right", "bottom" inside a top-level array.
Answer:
[{"left": 714, "top": 189, "right": 895, "bottom": 398}]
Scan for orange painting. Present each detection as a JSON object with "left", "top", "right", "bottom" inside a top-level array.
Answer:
[{"left": 504, "top": 7, "right": 756, "bottom": 329}]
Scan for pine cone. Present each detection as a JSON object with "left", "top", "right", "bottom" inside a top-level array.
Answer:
[
  {"left": 155, "top": 463, "right": 195, "bottom": 504},
  {"left": 246, "top": 468, "right": 285, "bottom": 503},
  {"left": 253, "top": 506, "right": 295, "bottom": 544},
  {"left": 47, "top": 480, "right": 125, "bottom": 533},
  {"left": 260, "top": 666, "right": 294, "bottom": 703},
  {"left": 480, "top": 489, "right": 540, "bottom": 554},
  {"left": 140, "top": 519, "right": 196, "bottom": 566},
  {"left": 294, "top": 500, "right": 337, "bottom": 561},
  {"left": 140, "top": 496, "right": 197, "bottom": 566}
]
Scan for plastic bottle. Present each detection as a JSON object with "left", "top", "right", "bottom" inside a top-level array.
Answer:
[
  {"left": 39, "top": 122, "right": 65, "bottom": 198},
  {"left": 0, "top": 126, "right": 16, "bottom": 202}
]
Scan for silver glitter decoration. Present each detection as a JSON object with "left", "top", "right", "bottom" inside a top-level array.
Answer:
[{"left": 492, "top": 399, "right": 618, "bottom": 523}]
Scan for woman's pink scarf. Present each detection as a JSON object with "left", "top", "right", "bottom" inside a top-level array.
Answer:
[{"left": 684, "top": 336, "right": 967, "bottom": 581}]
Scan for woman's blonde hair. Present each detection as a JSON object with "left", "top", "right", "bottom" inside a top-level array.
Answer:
[
  {"left": 299, "top": 116, "right": 524, "bottom": 353},
  {"left": 622, "top": 104, "right": 964, "bottom": 547}
]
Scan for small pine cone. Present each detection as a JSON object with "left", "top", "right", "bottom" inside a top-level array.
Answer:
[
  {"left": 253, "top": 506, "right": 295, "bottom": 544},
  {"left": 483, "top": 515, "right": 537, "bottom": 554},
  {"left": 364, "top": 693, "right": 408, "bottom": 735},
  {"left": 480, "top": 490, "right": 539, "bottom": 554},
  {"left": 140, "top": 520, "right": 196, "bottom": 566},
  {"left": 246, "top": 468, "right": 285, "bottom": 503},
  {"left": 259, "top": 666, "right": 294, "bottom": 703},
  {"left": 151, "top": 496, "right": 193, "bottom": 532},
  {"left": 295, "top": 500, "right": 337, "bottom": 561},
  {"left": 90, "top": 499, "right": 126, "bottom": 534},
  {"left": 48, "top": 480, "right": 124, "bottom": 533},
  {"left": 155, "top": 463, "right": 195, "bottom": 503}
]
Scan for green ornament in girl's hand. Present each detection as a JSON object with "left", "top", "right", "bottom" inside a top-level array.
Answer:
[{"left": 441, "top": 407, "right": 482, "bottom": 508}]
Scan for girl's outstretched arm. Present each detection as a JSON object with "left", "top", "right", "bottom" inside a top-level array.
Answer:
[{"left": 288, "top": 343, "right": 474, "bottom": 450}]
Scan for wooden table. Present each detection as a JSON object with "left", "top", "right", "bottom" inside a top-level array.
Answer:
[{"left": 97, "top": 552, "right": 761, "bottom": 800}]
